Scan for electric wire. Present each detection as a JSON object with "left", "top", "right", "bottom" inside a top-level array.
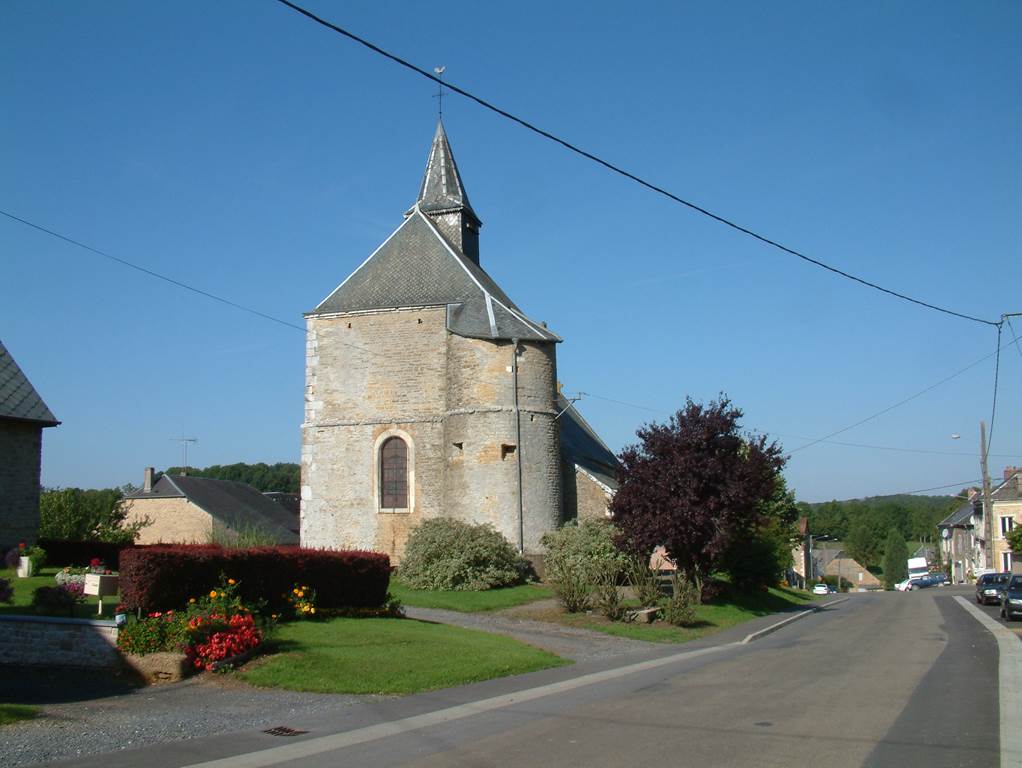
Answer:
[
  {"left": 988, "top": 323, "right": 1003, "bottom": 452},
  {"left": 273, "top": 0, "right": 999, "bottom": 329},
  {"left": 1007, "top": 317, "right": 1022, "bottom": 362},
  {"left": 0, "top": 209, "right": 384, "bottom": 359}
]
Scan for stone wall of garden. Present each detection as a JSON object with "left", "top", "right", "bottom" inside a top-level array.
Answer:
[{"left": 0, "top": 614, "right": 120, "bottom": 669}]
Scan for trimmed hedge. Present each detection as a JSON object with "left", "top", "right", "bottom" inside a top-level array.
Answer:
[
  {"left": 119, "top": 545, "right": 390, "bottom": 613},
  {"left": 36, "top": 539, "right": 132, "bottom": 570}
]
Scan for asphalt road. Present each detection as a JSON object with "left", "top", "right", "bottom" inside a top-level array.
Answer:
[{"left": 43, "top": 587, "right": 1002, "bottom": 768}]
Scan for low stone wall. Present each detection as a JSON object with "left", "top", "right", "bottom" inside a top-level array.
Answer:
[{"left": 0, "top": 614, "right": 120, "bottom": 669}]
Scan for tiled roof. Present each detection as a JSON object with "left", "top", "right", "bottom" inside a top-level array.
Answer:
[
  {"left": 0, "top": 340, "right": 58, "bottom": 426},
  {"left": 558, "top": 395, "right": 620, "bottom": 491},
  {"left": 126, "top": 475, "right": 298, "bottom": 543},
  {"left": 939, "top": 500, "right": 977, "bottom": 527}
]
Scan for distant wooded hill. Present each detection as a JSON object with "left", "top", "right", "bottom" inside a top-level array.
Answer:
[
  {"left": 796, "top": 494, "right": 961, "bottom": 567},
  {"left": 163, "top": 462, "right": 300, "bottom": 494}
]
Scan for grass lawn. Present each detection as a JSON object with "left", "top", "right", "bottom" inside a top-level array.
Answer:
[
  {"left": 0, "top": 703, "right": 39, "bottom": 726},
  {"left": 389, "top": 579, "right": 553, "bottom": 612},
  {"left": 0, "top": 568, "right": 119, "bottom": 619},
  {"left": 240, "top": 617, "right": 567, "bottom": 694},
  {"left": 521, "top": 586, "right": 818, "bottom": 644}
]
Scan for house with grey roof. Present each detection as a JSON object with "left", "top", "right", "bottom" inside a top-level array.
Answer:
[
  {"left": 0, "top": 339, "right": 59, "bottom": 549},
  {"left": 938, "top": 492, "right": 983, "bottom": 582},
  {"left": 120, "top": 468, "right": 298, "bottom": 545},
  {"left": 301, "top": 121, "right": 617, "bottom": 562}
]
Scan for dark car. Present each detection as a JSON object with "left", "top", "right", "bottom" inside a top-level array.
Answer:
[
  {"left": 1001, "top": 575, "right": 1022, "bottom": 620},
  {"left": 908, "top": 574, "right": 944, "bottom": 591},
  {"left": 976, "top": 572, "right": 1010, "bottom": 605}
]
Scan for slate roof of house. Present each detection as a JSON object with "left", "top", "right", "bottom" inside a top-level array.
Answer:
[
  {"left": 126, "top": 475, "right": 298, "bottom": 543},
  {"left": 939, "top": 500, "right": 978, "bottom": 527},
  {"left": 992, "top": 471, "right": 1022, "bottom": 502},
  {"left": 0, "top": 340, "right": 59, "bottom": 426},
  {"left": 310, "top": 125, "right": 558, "bottom": 343},
  {"left": 558, "top": 395, "right": 620, "bottom": 491}
]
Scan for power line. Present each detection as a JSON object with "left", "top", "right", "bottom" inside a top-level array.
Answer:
[
  {"left": 572, "top": 389, "right": 1022, "bottom": 459},
  {"left": 886, "top": 479, "right": 981, "bottom": 496},
  {"left": 0, "top": 209, "right": 385, "bottom": 360},
  {"left": 988, "top": 323, "right": 1003, "bottom": 451},
  {"left": 1, "top": 209, "right": 305, "bottom": 334},
  {"left": 1007, "top": 317, "right": 1022, "bottom": 362},
  {"left": 788, "top": 339, "right": 1012, "bottom": 454},
  {"left": 273, "top": 0, "right": 1000, "bottom": 329}
]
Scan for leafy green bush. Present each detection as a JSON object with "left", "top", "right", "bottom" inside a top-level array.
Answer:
[
  {"left": 662, "top": 574, "right": 698, "bottom": 626},
  {"left": 118, "top": 611, "right": 189, "bottom": 655},
  {"left": 399, "top": 518, "right": 529, "bottom": 591},
  {"left": 31, "top": 585, "right": 77, "bottom": 617},
  {"left": 542, "top": 520, "right": 628, "bottom": 613},
  {"left": 626, "top": 556, "right": 663, "bottom": 608}
]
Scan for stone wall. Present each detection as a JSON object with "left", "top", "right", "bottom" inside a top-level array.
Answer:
[
  {"left": 302, "top": 306, "right": 564, "bottom": 561},
  {"left": 0, "top": 615, "right": 120, "bottom": 669},
  {"left": 0, "top": 419, "right": 44, "bottom": 549},
  {"left": 302, "top": 307, "right": 449, "bottom": 559},
  {"left": 572, "top": 466, "right": 613, "bottom": 521},
  {"left": 120, "top": 497, "right": 213, "bottom": 544}
]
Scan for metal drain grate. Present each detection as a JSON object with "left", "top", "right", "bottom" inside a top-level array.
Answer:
[{"left": 263, "top": 726, "right": 309, "bottom": 737}]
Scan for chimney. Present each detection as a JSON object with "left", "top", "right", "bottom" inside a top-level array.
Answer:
[
  {"left": 1005, "top": 466, "right": 1019, "bottom": 481},
  {"left": 143, "top": 467, "right": 155, "bottom": 493}
]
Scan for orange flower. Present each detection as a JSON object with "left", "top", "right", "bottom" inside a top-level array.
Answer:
[
  {"left": 209, "top": 590, "right": 218, "bottom": 598},
  {"left": 227, "top": 578, "right": 236, "bottom": 585},
  {"left": 189, "top": 598, "right": 196, "bottom": 604}
]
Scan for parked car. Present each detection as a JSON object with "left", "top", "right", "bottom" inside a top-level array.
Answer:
[
  {"left": 898, "top": 574, "right": 945, "bottom": 591},
  {"left": 812, "top": 583, "right": 830, "bottom": 595},
  {"left": 1001, "top": 575, "right": 1022, "bottom": 621},
  {"left": 976, "top": 572, "right": 1010, "bottom": 605}
]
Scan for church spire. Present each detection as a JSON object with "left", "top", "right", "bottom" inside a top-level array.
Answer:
[{"left": 414, "top": 121, "right": 482, "bottom": 264}]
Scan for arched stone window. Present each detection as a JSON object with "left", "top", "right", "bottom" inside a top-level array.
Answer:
[{"left": 380, "top": 436, "right": 409, "bottom": 510}]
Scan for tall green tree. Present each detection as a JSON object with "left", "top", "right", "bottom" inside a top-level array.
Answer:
[
  {"left": 882, "top": 529, "right": 909, "bottom": 589},
  {"left": 38, "top": 487, "right": 146, "bottom": 543},
  {"left": 164, "top": 462, "right": 300, "bottom": 493}
]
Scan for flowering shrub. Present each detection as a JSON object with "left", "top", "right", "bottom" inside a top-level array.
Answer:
[
  {"left": 59, "top": 581, "right": 86, "bottom": 603},
  {"left": 0, "top": 578, "right": 13, "bottom": 604},
  {"left": 285, "top": 584, "right": 317, "bottom": 619},
  {"left": 32, "top": 585, "right": 78, "bottom": 616},
  {"left": 55, "top": 567, "right": 87, "bottom": 587},
  {"left": 118, "top": 611, "right": 186, "bottom": 655},
  {"left": 183, "top": 578, "right": 264, "bottom": 670},
  {"left": 186, "top": 613, "right": 262, "bottom": 671}
]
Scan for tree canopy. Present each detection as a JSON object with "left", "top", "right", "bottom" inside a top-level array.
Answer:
[
  {"left": 39, "top": 486, "right": 144, "bottom": 543},
  {"left": 610, "top": 395, "right": 786, "bottom": 592},
  {"left": 163, "top": 462, "right": 300, "bottom": 494}
]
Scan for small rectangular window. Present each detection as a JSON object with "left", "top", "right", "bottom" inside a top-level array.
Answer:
[
  {"left": 501, "top": 444, "right": 516, "bottom": 460},
  {"left": 1001, "top": 517, "right": 1015, "bottom": 536},
  {"left": 1003, "top": 552, "right": 1012, "bottom": 571}
]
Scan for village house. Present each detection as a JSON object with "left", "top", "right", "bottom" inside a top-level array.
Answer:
[
  {"left": 938, "top": 490, "right": 984, "bottom": 582},
  {"left": 121, "top": 468, "right": 298, "bottom": 545},
  {"left": 988, "top": 467, "right": 1022, "bottom": 573},
  {"left": 0, "top": 339, "right": 59, "bottom": 549},
  {"left": 301, "top": 122, "right": 618, "bottom": 562}
]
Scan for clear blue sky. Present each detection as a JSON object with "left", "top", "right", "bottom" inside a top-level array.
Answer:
[{"left": 2, "top": 1, "right": 1020, "bottom": 502}]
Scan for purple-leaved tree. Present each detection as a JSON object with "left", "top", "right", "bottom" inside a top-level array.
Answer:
[{"left": 611, "top": 395, "right": 785, "bottom": 598}]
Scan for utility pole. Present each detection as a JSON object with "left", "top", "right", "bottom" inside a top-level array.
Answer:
[{"left": 980, "top": 420, "right": 993, "bottom": 572}]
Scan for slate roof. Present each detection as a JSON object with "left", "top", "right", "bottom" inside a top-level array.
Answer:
[
  {"left": 939, "top": 500, "right": 978, "bottom": 528},
  {"left": 126, "top": 475, "right": 298, "bottom": 543},
  {"left": 415, "top": 120, "right": 481, "bottom": 225},
  {"left": 310, "top": 125, "right": 558, "bottom": 343},
  {"left": 558, "top": 395, "right": 620, "bottom": 491},
  {"left": 992, "top": 471, "right": 1022, "bottom": 502},
  {"left": 0, "top": 340, "right": 59, "bottom": 426}
]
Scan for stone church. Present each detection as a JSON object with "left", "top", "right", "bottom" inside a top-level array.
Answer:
[{"left": 301, "top": 122, "right": 618, "bottom": 562}]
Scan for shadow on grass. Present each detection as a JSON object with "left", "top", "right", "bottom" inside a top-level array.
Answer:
[{"left": 706, "top": 588, "right": 815, "bottom": 617}]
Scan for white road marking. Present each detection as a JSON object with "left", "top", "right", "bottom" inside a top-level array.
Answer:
[
  {"left": 182, "top": 643, "right": 735, "bottom": 768},
  {"left": 955, "top": 597, "right": 1022, "bottom": 768}
]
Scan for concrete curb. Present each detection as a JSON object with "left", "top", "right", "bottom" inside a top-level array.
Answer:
[{"left": 742, "top": 597, "right": 849, "bottom": 644}]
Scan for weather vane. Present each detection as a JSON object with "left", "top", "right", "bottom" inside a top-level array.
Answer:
[{"left": 433, "top": 66, "right": 446, "bottom": 118}]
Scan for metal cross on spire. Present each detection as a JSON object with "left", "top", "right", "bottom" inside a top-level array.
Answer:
[{"left": 433, "top": 66, "right": 446, "bottom": 118}]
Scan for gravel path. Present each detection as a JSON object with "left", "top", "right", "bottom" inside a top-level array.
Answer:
[
  {"left": 403, "top": 602, "right": 654, "bottom": 662},
  {"left": 1, "top": 670, "right": 373, "bottom": 768},
  {"left": 2, "top": 604, "right": 653, "bottom": 766}
]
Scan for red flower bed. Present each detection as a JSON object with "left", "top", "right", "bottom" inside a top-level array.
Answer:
[
  {"left": 186, "top": 613, "right": 263, "bottom": 671},
  {"left": 119, "top": 545, "right": 390, "bottom": 613}
]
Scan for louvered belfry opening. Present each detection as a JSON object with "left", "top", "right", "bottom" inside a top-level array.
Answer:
[{"left": 380, "top": 436, "right": 409, "bottom": 509}]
